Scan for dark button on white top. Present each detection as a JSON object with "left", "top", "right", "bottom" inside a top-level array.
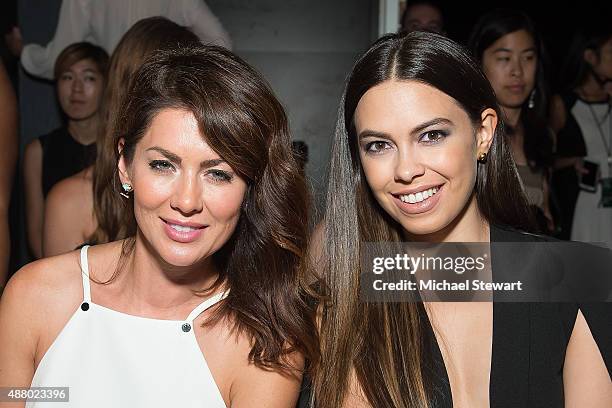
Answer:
[{"left": 181, "top": 323, "right": 191, "bottom": 332}]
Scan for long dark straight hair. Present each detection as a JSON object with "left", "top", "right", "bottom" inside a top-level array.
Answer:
[
  {"left": 314, "top": 31, "right": 534, "bottom": 407},
  {"left": 468, "top": 9, "right": 553, "bottom": 171},
  {"left": 103, "top": 44, "right": 319, "bottom": 373}
]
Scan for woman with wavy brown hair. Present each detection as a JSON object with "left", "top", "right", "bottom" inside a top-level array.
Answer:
[
  {"left": 1, "top": 44, "right": 318, "bottom": 407},
  {"left": 311, "top": 31, "right": 611, "bottom": 408},
  {"left": 42, "top": 17, "right": 201, "bottom": 256}
]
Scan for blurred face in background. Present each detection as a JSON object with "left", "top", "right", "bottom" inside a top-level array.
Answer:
[
  {"left": 587, "top": 36, "right": 612, "bottom": 83},
  {"left": 57, "top": 58, "right": 104, "bottom": 121},
  {"left": 481, "top": 29, "right": 537, "bottom": 110},
  {"left": 401, "top": 4, "right": 444, "bottom": 34}
]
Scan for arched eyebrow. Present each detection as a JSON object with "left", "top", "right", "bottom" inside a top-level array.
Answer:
[
  {"left": 358, "top": 117, "right": 453, "bottom": 140},
  {"left": 145, "top": 146, "right": 226, "bottom": 168}
]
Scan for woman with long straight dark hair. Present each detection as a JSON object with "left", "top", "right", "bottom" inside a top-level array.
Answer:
[
  {"left": 312, "top": 31, "right": 611, "bottom": 408},
  {"left": 468, "top": 9, "right": 556, "bottom": 235}
]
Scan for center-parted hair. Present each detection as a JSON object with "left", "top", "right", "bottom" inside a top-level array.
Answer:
[
  {"left": 105, "top": 44, "right": 318, "bottom": 373},
  {"left": 314, "top": 31, "right": 533, "bottom": 407}
]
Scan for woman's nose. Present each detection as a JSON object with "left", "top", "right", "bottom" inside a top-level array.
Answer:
[
  {"left": 170, "top": 174, "right": 204, "bottom": 215},
  {"left": 394, "top": 148, "right": 426, "bottom": 183}
]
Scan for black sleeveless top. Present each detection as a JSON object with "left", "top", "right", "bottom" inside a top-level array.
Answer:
[
  {"left": 38, "top": 127, "right": 96, "bottom": 197},
  {"left": 555, "top": 92, "right": 588, "bottom": 159},
  {"left": 298, "top": 225, "right": 612, "bottom": 407}
]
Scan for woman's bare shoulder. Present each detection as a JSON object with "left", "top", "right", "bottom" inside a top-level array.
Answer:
[
  {"left": 44, "top": 167, "right": 96, "bottom": 247},
  {"left": 7, "top": 252, "right": 84, "bottom": 299},
  {"left": 4, "top": 241, "right": 122, "bottom": 317},
  {"left": 1, "top": 242, "right": 124, "bottom": 350},
  {"left": 48, "top": 167, "right": 93, "bottom": 198},
  {"left": 1, "top": 251, "right": 86, "bottom": 338}
]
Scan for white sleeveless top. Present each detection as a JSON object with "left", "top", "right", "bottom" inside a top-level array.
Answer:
[
  {"left": 27, "top": 246, "right": 228, "bottom": 407},
  {"left": 570, "top": 99, "right": 612, "bottom": 248}
]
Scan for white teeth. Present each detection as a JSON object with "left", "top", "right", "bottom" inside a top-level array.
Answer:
[
  {"left": 169, "top": 224, "right": 197, "bottom": 232},
  {"left": 399, "top": 186, "right": 440, "bottom": 204}
]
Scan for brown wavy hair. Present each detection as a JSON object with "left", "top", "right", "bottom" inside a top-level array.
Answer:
[
  {"left": 90, "top": 17, "right": 200, "bottom": 244},
  {"left": 314, "top": 31, "right": 534, "bottom": 407},
  {"left": 104, "top": 44, "right": 319, "bottom": 373}
]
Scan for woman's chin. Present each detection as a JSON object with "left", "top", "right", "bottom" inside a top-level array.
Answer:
[
  {"left": 398, "top": 216, "right": 454, "bottom": 240},
  {"left": 156, "top": 246, "right": 203, "bottom": 268}
]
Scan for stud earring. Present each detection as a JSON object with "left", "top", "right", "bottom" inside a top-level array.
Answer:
[
  {"left": 477, "top": 152, "right": 488, "bottom": 163},
  {"left": 120, "top": 183, "right": 133, "bottom": 198}
]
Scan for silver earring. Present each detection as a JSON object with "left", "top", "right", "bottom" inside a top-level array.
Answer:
[
  {"left": 528, "top": 89, "right": 536, "bottom": 109},
  {"left": 120, "top": 183, "right": 133, "bottom": 198}
]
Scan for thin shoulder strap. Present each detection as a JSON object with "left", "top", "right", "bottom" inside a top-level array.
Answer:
[
  {"left": 79, "top": 245, "right": 92, "bottom": 302},
  {"left": 185, "top": 290, "right": 229, "bottom": 323}
]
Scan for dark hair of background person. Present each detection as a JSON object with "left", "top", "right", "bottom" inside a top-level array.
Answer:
[
  {"left": 53, "top": 41, "right": 109, "bottom": 81},
  {"left": 314, "top": 31, "right": 534, "bottom": 408},
  {"left": 468, "top": 8, "right": 553, "bottom": 172},
  {"left": 103, "top": 44, "right": 319, "bottom": 374},
  {"left": 90, "top": 17, "right": 201, "bottom": 245},
  {"left": 559, "top": 26, "right": 612, "bottom": 92}
]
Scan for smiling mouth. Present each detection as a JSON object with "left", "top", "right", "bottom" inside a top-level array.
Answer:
[
  {"left": 394, "top": 185, "right": 442, "bottom": 204},
  {"left": 161, "top": 218, "right": 207, "bottom": 244},
  {"left": 161, "top": 218, "right": 206, "bottom": 232},
  {"left": 167, "top": 223, "right": 200, "bottom": 232}
]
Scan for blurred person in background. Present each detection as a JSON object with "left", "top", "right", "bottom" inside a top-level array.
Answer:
[
  {"left": 5, "top": 0, "right": 231, "bottom": 80},
  {"left": 23, "top": 42, "right": 107, "bottom": 259},
  {"left": 549, "top": 28, "right": 612, "bottom": 246},
  {"left": 42, "top": 17, "right": 201, "bottom": 257},
  {"left": 399, "top": 0, "right": 445, "bottom": 35},
  {"left": 469, "top": 9, "right": 556, "bottom": 234}
]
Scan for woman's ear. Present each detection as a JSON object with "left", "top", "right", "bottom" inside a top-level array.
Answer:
[
  {"left": 476, "top": 108, "right": 497, "bottom": 158},
  {"left": 117, "top": 138, "right": 131, "bottom": 185}
]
